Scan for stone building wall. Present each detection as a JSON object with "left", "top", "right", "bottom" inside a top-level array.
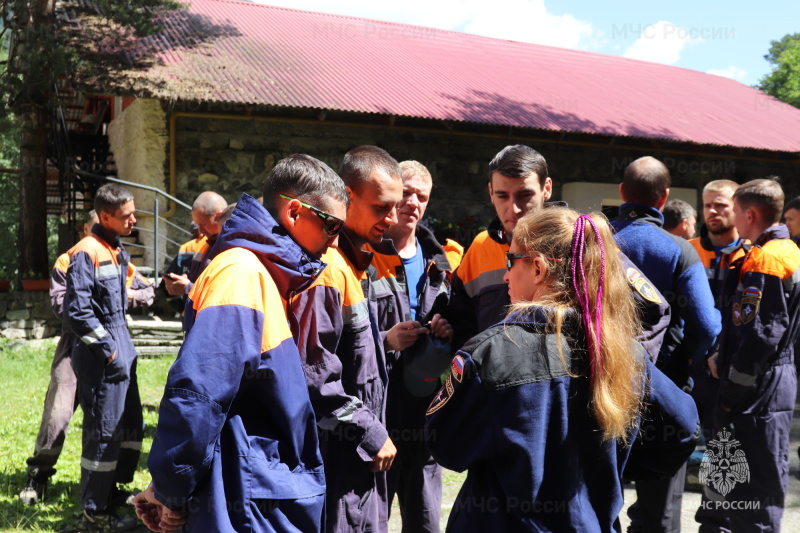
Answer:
[
  {"left": 171, "top": 113, "right": 800, "bottom": 247},
  {"left": 0, "top": 292, "right": 61, "bottom": 340},
  {"left": 108, "top": 99, "right": 169, "bottom": 270}
]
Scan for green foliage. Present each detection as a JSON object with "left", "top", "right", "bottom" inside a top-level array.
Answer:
[
  {"left": 764, "top": 32, "right": 800, "bottom": 65},
  {"left": 759, "top": 35, "right": 800, "bottom": 109},
  {"left": 0, "top": 113, "right": 19, "bottom": 280}
]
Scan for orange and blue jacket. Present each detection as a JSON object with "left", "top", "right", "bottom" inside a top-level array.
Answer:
[
  {"left": 289, "top": 229, "right": 391, "bottom": 462},
  {"left": 366, "top": 224, "right": 462, "bottom": 371},
  {"left": 447, "top": 217, "right": 509, "bottom": 350},
  {"left": 716, "top": 224, "right": 800, "bottom": 412},
  {"left": 148, "top": 194, "right": 325, "bottom": 528},
  {"left": 64, "top": 224, "right": 137, "bottom": 380},
  {"left": 688, "top": 225, "right": 747, "bottom": 311},
  {"left": 163, "top": 235, "right": 207, "bottom": 278}
]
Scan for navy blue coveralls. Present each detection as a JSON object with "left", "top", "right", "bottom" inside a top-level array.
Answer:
[
  {"left": 700, "top": 225, "right": 800, "bottom": 533},
  {"left": 65, "top": 224, "right": 143, "bottom": 511},
  {"left": 366, "top": 224, "right": 460, "bottom": 533}
]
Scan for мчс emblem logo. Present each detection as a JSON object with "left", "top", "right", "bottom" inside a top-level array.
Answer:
[
  {"left": 732, "top": 286, "right": 761, "bottom": 326},
  {"left": 699, "top": 428, "right": 750, "bottom": 497}
]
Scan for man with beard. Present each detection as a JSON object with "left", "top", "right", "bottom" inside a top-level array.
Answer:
[{"left": 689, "top": 180, "right": 747, "bottom": 530}]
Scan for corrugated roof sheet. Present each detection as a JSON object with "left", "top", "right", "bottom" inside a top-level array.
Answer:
[{"left": 68, "top": 0, "right": 800, "bottom": 152}]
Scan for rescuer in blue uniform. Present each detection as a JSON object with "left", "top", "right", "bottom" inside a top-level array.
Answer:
[
  {"left": 700, "top": 178, "right": 800, "bottom": 533},
  {"left": 366, "top": 160, "right": 462, "bottom": 533},
  {"left": 65, "top": 184, "right": 143, "bottom": 532},
  {"left": 136, "top": 155, "right": 349, "bottom": 532},
  {"left": 426, "top": 207, "right": 699, "bottom": 533}
]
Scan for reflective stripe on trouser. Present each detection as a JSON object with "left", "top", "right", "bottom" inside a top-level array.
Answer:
[
  {"left": 26, "top": 333, "right": 78, "bottom": 479},
  {"left": 78, "top": 354, "right": 143, "bottom": 511}
]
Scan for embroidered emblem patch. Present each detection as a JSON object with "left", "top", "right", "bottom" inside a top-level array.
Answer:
[
  {"left": 626, "top": 268, "right": 663, "bottom": 304},
  {"left": 426, "top": 375, "right": 455, "bottom": 415},
  {"left": 739, "top": 286, "right": 761, "bottom": 325},
  {"left": 451, "top": 355, "right": 465, "bottom": 383}
]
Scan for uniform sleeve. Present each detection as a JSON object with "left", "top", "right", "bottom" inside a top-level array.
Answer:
[
  {"left": 128, "top": 270, "right": 155, "bottom": 308},
  {"left": 425, "top": 353, "right": 494, "bottom": 471},
  {"left": 65, "top": 251, "right": 116, "bottom": 361},
  {"left": 291, "top": 284, "right": 389, "bottom": 461},
  {"left": 50, "top": 267, "right": 68, "bottom": 318},
  {"left": 718, "top": 271, "right": 787, "bottom": 411},
  {"left": 624, "top": 360, "right": 700, "bottom": 480},
  {"left": 675, "top": 262, "right": 722, "bottom": 362},
  {"left": 148, "top": 272, "right": 263, "bottom": 511},
  {"left": 446, "top": 269, "right": 478, "bottom": 352}
]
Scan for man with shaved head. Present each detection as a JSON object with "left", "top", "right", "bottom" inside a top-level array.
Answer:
[
  {"left": 163, "top": 191, "right": 227, "bottom": 296},
  {"left": 612, "top": 156, "right": 720, "bottom": 533}
]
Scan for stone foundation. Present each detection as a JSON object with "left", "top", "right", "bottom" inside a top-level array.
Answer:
[{"left": 0, "top": 291, "right": 61, "bottom": 340}]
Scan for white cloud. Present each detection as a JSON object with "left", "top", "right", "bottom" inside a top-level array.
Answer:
[
  {"left": 459, "top": 0, "right": 595, "bottom": 50},
  {"left": 623, "top": 21, "right": 704, "bottom": 65},
  {"left": 706, "top": 66, "right": 748, "bottom": 82},
  {"left": 254, "top": 0, "right": 598, "bottom": 50}
]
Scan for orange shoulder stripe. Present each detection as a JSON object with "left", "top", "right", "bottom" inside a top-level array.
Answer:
[{"left": 190, "top": 247, "right": 291, "bottom": 353}]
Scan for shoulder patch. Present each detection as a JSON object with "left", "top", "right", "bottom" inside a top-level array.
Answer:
[
  {"left": 426, "top": 375, "right": 455, "bottom": 415},
  {"left": 732, "top": 286, "right": 761, "bottom": 326},
  {"left": 626, "top": 267, "right": 662, "bottom": 304},
  {"left": 451, "top": 355, "right": 465, "bottom": 383}
]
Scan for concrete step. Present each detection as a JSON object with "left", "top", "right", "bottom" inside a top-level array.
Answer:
[
  {"left": 132, "top": 339, "right": 183, "bottom": 347},
  {"left": 136, "top": 345, "right": 181, "bottom": 357}
]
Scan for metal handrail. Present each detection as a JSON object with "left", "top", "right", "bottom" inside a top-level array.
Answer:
[{"left": 72, "top": 170, "right": 193, "bottom": 278}]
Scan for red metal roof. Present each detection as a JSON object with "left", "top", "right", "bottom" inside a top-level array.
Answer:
[{"left": 107, "top": 0, "right": 800, "bottom": 152}]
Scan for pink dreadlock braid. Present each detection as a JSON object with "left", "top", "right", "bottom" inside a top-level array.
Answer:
[{"left": 571, "top": 214, "right": 606, "bottom": 386}]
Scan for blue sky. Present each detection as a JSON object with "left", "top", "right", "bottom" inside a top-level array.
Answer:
[{"left": 252, "top": 0, "right": 799, "bottom": 86}]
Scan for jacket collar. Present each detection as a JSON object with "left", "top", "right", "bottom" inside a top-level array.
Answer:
[
  {"left": 91, "top": 223, "right": 122, "bottom": 249},
  {"left": 753, "top": 224, "right": 790, "bottom": 247},
  {"left": 617, "top": 203, "right": 664, "bottom": 227},
  {"left": 369, "top": 224, "right": 453, "bottom": 272},
  {"left": 486, "top": 216, "right": 507, "bottom": 245},
  {"left": 339, "top": 228, "right": 374, "bottom": 273},
  {"left": 208, "top": 193, "right": 326, "bottom": 298}
]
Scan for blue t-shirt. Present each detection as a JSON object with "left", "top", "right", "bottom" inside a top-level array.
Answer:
[{"left": 401, "top": 240, "right": 426, "bottom": 321}]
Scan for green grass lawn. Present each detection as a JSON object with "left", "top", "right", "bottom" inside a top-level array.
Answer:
[{"left": 0, "top": 338, "right": 173, "bottom": 532}]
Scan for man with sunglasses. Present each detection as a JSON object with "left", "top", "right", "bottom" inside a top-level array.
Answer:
[
  {"left": 366, "top": 160, "right": 463, "bottom": 533},
  {"left": 137, "top": 154, "right": 347, "bottom": 533},
  {"left": 289, "top": 145, "right": 404, "bottom": 533}
]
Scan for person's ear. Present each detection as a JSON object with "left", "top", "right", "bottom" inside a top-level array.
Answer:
[
  {"left": 656, "top": 188, "right": 670, "bottom": 210},
  {"left": 531, "top": 256, "right": 548, "bottom": 285},
  {"left": 619, "top": 183, "right": 626, "bottom": 202},
  {"left": 542, "top": 177, "right": 553, "bottom": 201}
]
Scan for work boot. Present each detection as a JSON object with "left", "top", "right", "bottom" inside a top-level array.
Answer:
[
  {"left": 18, "top": 475, "right": 46, "bottom": 505},
  {"left": 82, "top": 509, "right": 138, "bottom": 532}
]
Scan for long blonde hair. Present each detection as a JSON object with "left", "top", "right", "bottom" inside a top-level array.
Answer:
[{"left": 510, "top": 207, "right": 644, "bottom": 443}]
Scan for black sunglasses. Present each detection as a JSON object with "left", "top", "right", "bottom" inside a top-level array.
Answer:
[
  {"left": 280, "top": 194, "right": 345, "bottom": 236},
  {"left": 505, "top": 251, "right": 563, "bottom": 270}
]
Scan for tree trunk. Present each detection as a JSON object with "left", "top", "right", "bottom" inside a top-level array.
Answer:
[
  {"left": 17, "top": 0, "right": 56, "bottom": 280},
  {"left": 18, "top": 108, "right": 49, "bottom": 279}
]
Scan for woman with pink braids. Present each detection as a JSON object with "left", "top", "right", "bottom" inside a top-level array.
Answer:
[{"left": 425, "top": 207, "right": 699, "bottom": 532}]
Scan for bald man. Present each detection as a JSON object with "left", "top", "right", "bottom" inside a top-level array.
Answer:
[{"left": 163, "top": 191, "right": 227, "bottom": 297}]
